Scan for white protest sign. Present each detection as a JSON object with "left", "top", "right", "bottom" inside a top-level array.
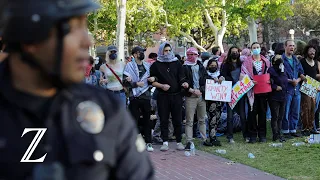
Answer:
[{"left": 205, "top": 79, "right": 232, "bottom": 102}]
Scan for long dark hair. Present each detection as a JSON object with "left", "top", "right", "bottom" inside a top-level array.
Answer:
[
  {"left": 225, "top": 46, "right": 241, "bottom": 71},
  {"left": 206, "top": 59, "right": 218, "bottom": 70}
]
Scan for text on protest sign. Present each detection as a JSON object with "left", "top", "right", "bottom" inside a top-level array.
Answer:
[
  {"left": 300, "top": 75, "right": 320, "bottom": 99},
  {"left": 205, "top": 80, "right": 232, "bottom": 102},
  {"left": 229, "top": 75, "right": 254, "bottom": 109}
]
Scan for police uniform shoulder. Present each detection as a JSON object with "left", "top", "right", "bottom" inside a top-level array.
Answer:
[{"left": 67, "top": 83, "right": 120, "bottom": 111}]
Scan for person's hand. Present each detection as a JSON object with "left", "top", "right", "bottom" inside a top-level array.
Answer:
[
  {"left": 148, "top": 77, "right": 155, "bottom": 82},
  {"left": 267, "top": 80, "right": 271, "bottom": 84},
  {"left": 161, "top": 84, "right": 171, "bottom": 91},
  {"left": 182, "top": 82, "right": 189, "bottom": 88},
  {"left": 292, "top": 79, "right": 298, "bottom": 86},
  {"left": 193, "top": 90, "right": 202, "bottom": 97},
  {"left": 218, "top": 77, "right": 225, "bottom": 84},
  {"left": 136, "top": 81, "right": 145, "bottom": 87},
  {"left": 126, "top": 76, "right": 132, "bottom": 82},
  {"left": 253, "top": 81, "right": 258, "bottom": 85},
  {"left": 276, "top": 86, "right": 282, "bottom": 91}
]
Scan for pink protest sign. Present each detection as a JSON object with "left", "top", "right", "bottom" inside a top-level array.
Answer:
[{"left": 253, "top": 74, "right": 272, "bottom": 94}]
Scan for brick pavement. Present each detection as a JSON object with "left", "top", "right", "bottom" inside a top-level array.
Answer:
[{"left": 149, "top": 142, "right": 285, "bottom": 180}]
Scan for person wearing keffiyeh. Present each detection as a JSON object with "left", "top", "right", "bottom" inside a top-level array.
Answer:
[
  {"left": 123, "top": 46, "right": 155, "bottom": 152},
  {"left": 150, "top": 42, "right": 189, "bottom": 152},
  {"left": 183, "top": 47, "right": 209, "bottom": 150},
  {"left": 240, "top": 42, "right": 270, "bottom": 144}
]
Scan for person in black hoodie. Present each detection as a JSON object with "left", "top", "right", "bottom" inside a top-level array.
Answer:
[
  {"left": 150, "top": 42, "right": 189, "bottom": 152},
  {"left": 221, "top": 46, "right": 248, "bottom": 143},
  {"left": 268, "top": 55, "right": 288, "bottom": 142}
]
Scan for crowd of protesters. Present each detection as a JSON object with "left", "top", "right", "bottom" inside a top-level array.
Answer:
[{"left": 84, "top": 38, "right": 320, "bottom": 152}]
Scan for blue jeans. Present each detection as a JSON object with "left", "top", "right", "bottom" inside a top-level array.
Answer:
[
  {"left": 109, "top": 90, "right": 126, "bottom": 107},
  {"left": 282, "top": 93, "right": 301, "bottom": 133},
  {"left": 266, "top": 104, "right": 271, "bottom": 120}
]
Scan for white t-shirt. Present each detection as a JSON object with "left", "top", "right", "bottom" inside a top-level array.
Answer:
[{"left": 100, "top": 61, "right": 125, "bottom": 91}]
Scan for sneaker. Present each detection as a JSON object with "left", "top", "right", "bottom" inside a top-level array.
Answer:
[
  {"left": 146, "top": 143, "right": 154, "bottom": 152},
  {"left": 249, "top": 138, "right": 256, "bottom": 144},
  {"left": 153, "top": 136, "right": 163, "bottom": 144},
  {"left": 211, "top": 137, "right": 222, "bottom": 146},
  {"left": 302, "top": 131, "right": 310, "bottom": 136},
  {"left": 279, "top": 136, "right": 286, "bottom": 142},
  {"left": 310, "top": 130, "right": 320, "bottom": 134},
  {"left": 160, "top": 144, "right": 169, "bottom": 151},
  {"left": 290, "top": 133, "right": 302, "bottom": 137},
  {"left": 272, "top": 135, "right": 279, "bottom": 142},
  {"left": 176, "top": 143, "right": 185, "bottom": 151},
  {"left": 184, "top": 142, "right": 191, "bottom": 151},
  {"left": 259, "top": 138, "right": 267, "bottom": 143},
  {"left": 228, "top": 138, "right": 235, "bottom": 144},
  {"left": 245, "top": 137, "right": 250, "bottom": 143},
  {"left": 203, "top": 140, "right": 213, "bottom": 147}
]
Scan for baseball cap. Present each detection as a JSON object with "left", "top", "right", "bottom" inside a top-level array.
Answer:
[
  {"left": 131, "top": 46, "right": 146, "bottom": 55},
  {"left": 107, "top": 45, "right": 118, "bottom": 52}
]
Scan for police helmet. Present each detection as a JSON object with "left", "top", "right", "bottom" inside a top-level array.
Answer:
[
  {"left": 3, "top": 0, "right": 99, "bottom": 43},
  {"left": 2, "top": 0, "right": 99, "bottom": 87}
]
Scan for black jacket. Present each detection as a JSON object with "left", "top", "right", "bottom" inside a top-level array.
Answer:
[
  {"left": 150, "top": 60, "right": 187, "bottom": 94},
  {"left": 220, "top": 62, "right": 241, "bottom": 85},
  {"left": 182, "top": 61, "right": 209, "bottom": 98},
  {"left": 0, "top": 60, "right": 154, "bottom": 180}
]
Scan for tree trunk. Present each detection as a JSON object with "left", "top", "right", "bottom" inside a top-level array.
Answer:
[
  {"left": 248, "top": 17, "right": 257, "bottom": 45},
  {"left": 204, "top": 0, "right": 227, "bottom": 53},
  {"left": 116, "top": 0, "right": 126, "bottom": 62},
  {"left": 262, "top": 21, "right": 270, "bottom": 49}
]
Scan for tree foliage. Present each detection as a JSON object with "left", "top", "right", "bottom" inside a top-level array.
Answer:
[
  {"left": 163, "top": 0, "right": 294, "bottom": 51},
  {"left": 87, "top": 0, "right": 164, "bottom": 47}
]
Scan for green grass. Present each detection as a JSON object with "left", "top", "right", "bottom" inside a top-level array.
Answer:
[{"left": 193, "top": 122, "right": 320, "bottom": 180}]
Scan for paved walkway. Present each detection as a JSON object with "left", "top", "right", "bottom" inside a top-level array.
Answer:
[{"left": 149, "top": 142, "right": 285, "bottom": 180}]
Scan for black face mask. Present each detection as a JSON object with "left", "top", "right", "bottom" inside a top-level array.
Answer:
[
  {"left": 109, "top": 53, "right": 117, "bottom": 60},
  {"left": 138, "top": 52, "right": 145, "bottom": 60},
  {"left": 209, "top": 67, "right": 217, "bottom": 73},
  {"left": 231, "top": 53, "right": 239, "bottom": 59}
]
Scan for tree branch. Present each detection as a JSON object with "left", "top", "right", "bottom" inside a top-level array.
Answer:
[
  {"left": 204, "top": 9, "right": 218, "bottom": 34},
  {"left": 180, "top": 31, "right": 206, "bottom": 52},
  {"left": 219, "top": 0, "right": 227, "bottom": 35}
]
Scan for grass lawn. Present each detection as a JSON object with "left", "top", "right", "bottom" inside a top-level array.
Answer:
[{"left": 193, "top": 122, "right": 320, "bottom": 180}]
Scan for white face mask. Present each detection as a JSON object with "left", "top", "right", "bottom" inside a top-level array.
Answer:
[
  {"left": 94, "top": 57, "right": 99, "bottom": 65},
  {"left": 279, "top": 63, "right": 284, "bottom": 73}
]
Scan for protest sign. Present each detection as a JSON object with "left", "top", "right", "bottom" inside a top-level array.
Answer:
[
  {"left": 300, "top": 75, "right": 320, "bottom": 99},
  {"left": 253, "top": 74, "right": 272, "bottom": 94},
  {"left": 229, "top": 75, "right": 255, "bottom": 109},
  {"left": 205, "top": 80, "right": 232, "bottom": 102}
]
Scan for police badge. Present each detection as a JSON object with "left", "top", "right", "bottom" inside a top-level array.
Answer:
[{"left": 76, "top": 101, "right": 105, "bottom": 134}]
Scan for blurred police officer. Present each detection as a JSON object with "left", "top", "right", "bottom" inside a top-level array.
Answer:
[{"left": 0, "top": 0, "right": 154, "bottom": 179}]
